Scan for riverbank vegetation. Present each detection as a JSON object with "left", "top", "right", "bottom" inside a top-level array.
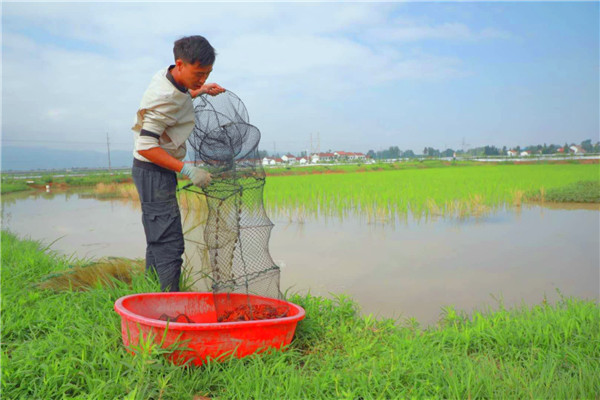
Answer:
[
  {"left": 0, "top": 181, "right": 31, "bottom": 194},
  {"left": 529, "top": 180, "right": 600, "bottom": 203},
  {"left": 1, "top": 170, "right": 132, "bottom": 194},
  {"left": 2, "top": 231, "right": 598, "bottom": 399}
]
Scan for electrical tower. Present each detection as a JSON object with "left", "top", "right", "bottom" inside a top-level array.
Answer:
[
  {"left": 310, "top": 132, "right": 320, "bottom": 155},
  {"left": 106, "top": 132, "right": 112, "bottom": 172},
  {"left": 461, "top": 137, "right": 470, "bottom": 153}
]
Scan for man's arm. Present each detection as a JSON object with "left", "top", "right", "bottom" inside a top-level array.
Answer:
[
  {"left": 139, "top": 146, "right": 211, "bottom": 187},
  {"left": 137, "top": 147, "right": 183, "bottom": 172}
]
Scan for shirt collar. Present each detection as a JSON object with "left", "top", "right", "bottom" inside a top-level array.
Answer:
[{"left": 167, "top": 65, "right": 188, "bottom": 94}]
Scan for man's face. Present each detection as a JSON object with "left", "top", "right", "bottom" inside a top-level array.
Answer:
[{"left": 175, "top": 59, "right": 213, "bottom": 90}]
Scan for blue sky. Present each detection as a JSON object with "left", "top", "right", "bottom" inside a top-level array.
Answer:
[{"left": 2, "top": 2, "right": 598, "bottom": 155}]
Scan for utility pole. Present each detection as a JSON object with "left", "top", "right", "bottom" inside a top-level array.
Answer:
[
  {"left": 461, "top": 137, "right": 469, "bottom": 153},
  {"left": 106, "top": 132, "right": 112, "bottom": 173}
]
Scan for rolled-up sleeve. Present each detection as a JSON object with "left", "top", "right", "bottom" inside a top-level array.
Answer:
[
  {"left": 141, "top": 99, "right": 178, "bottom": 135},
  {"left": 135, "top": 97, "right": 180, "bottom": 152},
  {"left": 136, "top": 129, "right": 161, "bottom": 151}
]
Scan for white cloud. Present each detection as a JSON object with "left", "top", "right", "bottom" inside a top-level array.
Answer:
[
  {"left": 2, "top": 2, "right": 515, "bottom": 153},
  {"left": 367, "top": 22, "right": 513, "bottom": 42}
]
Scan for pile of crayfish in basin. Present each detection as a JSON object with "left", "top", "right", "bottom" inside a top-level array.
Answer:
[{"left": 158, "top": 304, "right": 288, "bottom": 324}]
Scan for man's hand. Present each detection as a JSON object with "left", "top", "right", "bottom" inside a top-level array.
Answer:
[
  {"left": 181, "top": 164, "right": 212, "bottom": 188},
  {"left": 190, "top": 83, "right": 226, "bottom": 98}
]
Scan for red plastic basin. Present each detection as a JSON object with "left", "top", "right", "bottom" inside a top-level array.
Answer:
[{"left": 114, "top": 292, "right": 305, "bottom": 366}]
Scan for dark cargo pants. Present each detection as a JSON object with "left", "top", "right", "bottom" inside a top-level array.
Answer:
[{"left": 132, "top": 162, "right": 184, "bottom": 292}]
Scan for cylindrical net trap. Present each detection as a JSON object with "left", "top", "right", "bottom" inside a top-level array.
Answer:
[{"left": 186, "top": 91, "right": 288, "bottom": 322}]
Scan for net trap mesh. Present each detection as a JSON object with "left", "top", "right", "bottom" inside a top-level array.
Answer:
[{"left": 185, "top": 91, "right": 288, "bottom": 322}]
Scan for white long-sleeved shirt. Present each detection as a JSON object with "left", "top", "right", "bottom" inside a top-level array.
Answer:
[{"left": 132, "top": 66, "right": 194, "bottom": 162}]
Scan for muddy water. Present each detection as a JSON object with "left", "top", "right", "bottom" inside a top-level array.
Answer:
[{"left": 2, "top": 190, "right": 599, "bottom": 326}]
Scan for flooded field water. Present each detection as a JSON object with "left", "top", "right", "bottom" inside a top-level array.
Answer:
[{"left": 2, "top": 190, "right": 599, "bottom": 326}]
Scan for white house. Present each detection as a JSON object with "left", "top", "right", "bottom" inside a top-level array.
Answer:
[
  {"left": 317, "top": 152, "right": 335, "bottom": 162},
  {"left": 520, "top": 151, "right": 531, "bottom": 156},
  {"left": 334, "top": 151, "right": 366, "bottom": 161},
  {"left": 348, "top": 152, "right": 366, "bottom": 160},
  {"left": 281, "top": 154, "right": 297, "bottom": 164},
  {"left": 570, "top": 145, "right": 585, "bottom": 154},
  {"left": 262, "top": 157, "right": 280, "bottom": 166},
  {"left": 298, "top": 157, "right": 308, "bottom": 164},
  {"left": 507, "top": 150, "right": 518, "bottom": 157}
]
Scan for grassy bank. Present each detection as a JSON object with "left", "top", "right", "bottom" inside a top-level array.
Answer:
[
  {"left": 0, "top": 181, "right": 31, "bottom": 195},
  {"left": 2, "top": 231, "right": 598, "bottom": 399},
  {"left": 530, "top": 180, "right": 600, "bottom": 203},
  {"left": 1, "top": 171, "right": 132, "bottom": 194}
]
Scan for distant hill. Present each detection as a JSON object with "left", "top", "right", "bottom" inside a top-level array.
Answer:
[{"left": 1, "top": 146, "right": 133, "bottom": 171}]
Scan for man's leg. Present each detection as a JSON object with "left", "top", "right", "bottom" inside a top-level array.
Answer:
[
  {"left": 132, "top": 164, "right": 185, "bottom": 291},
  {"left": 145, "top": 233, "right": 183, "bottom": 292},
  {"left": 146, "top": 247, "right": 157, "bottom": 274}
]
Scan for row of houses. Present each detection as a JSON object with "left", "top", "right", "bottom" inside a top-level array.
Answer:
[
  {"left": 506, "top": 146, "right": 586, "bottom": 157},
  {"left": 262, "top": 151, "right": 367, "bottom": 166}
]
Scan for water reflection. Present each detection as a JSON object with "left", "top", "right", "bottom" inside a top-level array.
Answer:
[{"left": 2, "top": 189, "right": 599, "bottom": 326}]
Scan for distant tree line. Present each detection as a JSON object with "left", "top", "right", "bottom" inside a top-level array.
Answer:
[
  {"left": 366, "top": 146, "right": 452, "bottom": 159},
  {"left": 365, "top": 139, "right": 599, "bottom": 160},
  {"left": 259, "top": 139, "right": 598, "bottom": 161},
  {"left": 463, "top": 139, "right": 599, "bottom": 156}
]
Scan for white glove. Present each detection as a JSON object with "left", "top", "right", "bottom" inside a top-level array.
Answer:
[{"left": 181, "top": 164, "right": 212, "bottom": 188}]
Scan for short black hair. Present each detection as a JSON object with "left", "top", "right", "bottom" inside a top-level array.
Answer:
[{"left": 173, "top": 35, "right": 216, "bottom": 66}]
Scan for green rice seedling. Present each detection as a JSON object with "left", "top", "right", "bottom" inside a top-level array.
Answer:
[{"left": 264, "top": 163, "right": 600, "bottom": 221}]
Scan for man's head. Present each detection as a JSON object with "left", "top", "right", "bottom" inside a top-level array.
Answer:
[{"left": 172, "top": 35, "right": 216, "bottom": 90}]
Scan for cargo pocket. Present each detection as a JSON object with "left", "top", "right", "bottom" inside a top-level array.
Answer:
[{"left": 141, "top": 200, "right": 183, "bottom": 245}]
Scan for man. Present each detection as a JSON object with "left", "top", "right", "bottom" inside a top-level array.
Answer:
[{"left": 131, "top": 35, "right": 225, "bottom": 291}]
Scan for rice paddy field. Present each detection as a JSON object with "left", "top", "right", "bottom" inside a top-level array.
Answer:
[
  {"left": 263, "top": 163, "right": 600, "bottom": 220},
  {"left": 4, "top": 162, "right": 599, "bottom": 217},
  {"left": 2, "top": 232, "right": 599, "bottom": 399}
]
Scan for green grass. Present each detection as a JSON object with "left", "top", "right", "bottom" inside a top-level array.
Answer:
[
  {"left": 2, "top": 231, "right": 599, "bottom": 399},
  {"left": 50, "top": 172, "right": 132, "bottom": 186},
  {"left": 0, "top": 181, "right": 31, "bottom": 194},
  {"left": 1, "top": 171, "right": 132, "bottom": 191},
  {"left": 532, "top": 180, "right": 600, "bottom": 203}
]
